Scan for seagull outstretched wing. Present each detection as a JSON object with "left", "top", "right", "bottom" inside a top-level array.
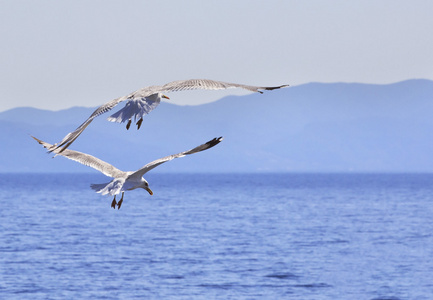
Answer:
[
  {"left": 50, "top": 79, "right": 287, "bottom": 153},
  {"left": 129, "top": 137, "right": 223, "bottom": 179},
  {"left": 33, "top": 136, "right": 124, "bottom": 178}
]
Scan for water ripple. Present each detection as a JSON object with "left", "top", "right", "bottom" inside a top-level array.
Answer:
[{"left": 1, "top": 173, "right": 433, "bottom": 299}]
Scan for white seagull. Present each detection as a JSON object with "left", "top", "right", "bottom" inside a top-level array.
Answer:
[
  {"left": 33, "top": 136, "right": 223, "bottom": 209},
  {"left": 50, "top": 79, "right": 288, "bottom": 153}
]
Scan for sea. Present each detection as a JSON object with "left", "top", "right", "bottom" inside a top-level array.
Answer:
[{"left": 1, "top": 173, "right": 433, "bottom": 299}]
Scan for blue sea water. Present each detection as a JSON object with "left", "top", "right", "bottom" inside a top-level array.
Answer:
[{"left": 1, "top": 173, "right": 433, "bottom": 299}]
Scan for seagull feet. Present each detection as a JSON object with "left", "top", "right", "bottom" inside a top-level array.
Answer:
[
  {"left": 117, "top": 199, "right": 123, "bottom": 209},
  {"left": 136, "top": 118, "right": 143, "bottom": 130},
  {"left": 126, "top": 119, "right": 132, "bottom": 130},
  {"left": 117, "top": 192, "right": 124, "bottom": 210},
  {"left": 111, "top": 196, "right": 117, "bottom": 209}
]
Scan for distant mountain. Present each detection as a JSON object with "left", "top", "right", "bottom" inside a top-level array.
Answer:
[{"left": 1, "top": 79, "right": 433, "bottom": 173}]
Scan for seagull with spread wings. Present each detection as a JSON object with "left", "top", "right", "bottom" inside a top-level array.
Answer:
[
  {"left": 33, "top": 136, "right": 223, "bottom": 209},
  {"left": 50, "top": 79, "right": 288, "bottom": 153}
]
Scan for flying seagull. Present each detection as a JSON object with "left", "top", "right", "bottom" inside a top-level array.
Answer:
[
  {"left": 49, "top": 79, "right": 288, "bottom": 153},
  {"left": 33, "top": 136, "right": 223, "bottom": 209}
]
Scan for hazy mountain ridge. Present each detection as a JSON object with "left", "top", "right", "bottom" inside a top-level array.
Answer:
[{"left": 1, "top": 79, "right": 433, "bottom": 173}]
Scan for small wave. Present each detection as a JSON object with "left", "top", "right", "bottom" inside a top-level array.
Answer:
[
  {"left": 197, "top": 283, "right": 234, "bottom": 290},
  {"left": 265, "top": 272, "right": 299, "bottom": 279},
  {"left": 160, "top": 275, "right": 184, "bottom": 279},
  {"left": 294, "top": 283, "right": 332, "bottom": 288},
  {"left": 13, "top": 286, "right": 50, "bottom": 294},
  {"left": 325, "top": 239, "right": 350, "bottom": 244}
]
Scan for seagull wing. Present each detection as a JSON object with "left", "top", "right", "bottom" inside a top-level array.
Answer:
[
  {"left": 32, "top": 136, "right": 125, "bottom": 178},
  {"left": 159, "top": 79, "right": 289, "bottom": 94},
  {"left": 49, "top": 96, "right": 128, "bottom": 153},
  {"left": 48, "top": 79, "right": 287, "bottom": 153},
  {"left": 129, "top": 137, "right": 223, "bottom": 179}
]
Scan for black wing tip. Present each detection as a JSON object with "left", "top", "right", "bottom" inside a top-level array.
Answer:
[
  {"left": 205, "top": 136, "right": 224, "bottom": 148},
  {"left": 31, "top": 135, "right": 44, "bottom": 146},
  {"left": 31, "top": 135, "right": 60, "bottom": 156},
  {"left": 264, "top": 84, "right": 290, "bottom": 91}
]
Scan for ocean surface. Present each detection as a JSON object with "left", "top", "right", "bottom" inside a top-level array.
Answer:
[{"left": 1, "top": 173, "right": 433, "bottom": 299}]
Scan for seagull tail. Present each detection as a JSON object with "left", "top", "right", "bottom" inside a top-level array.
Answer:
[
  {"left": 91, "top": 179, "right": 123, "bottom": 196},
  {"left": 90, "top": 183, "right": 109, "bottom": 194},
  {"left": 106, "top": 99, "right": 160, "bottom": 124}
]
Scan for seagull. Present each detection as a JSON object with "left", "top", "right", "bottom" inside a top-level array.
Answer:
[
  {"left": 49, "top": 79, "right": 288, "bottom": 153},
  {"left": 32, "top": 136, "right": 223, "bottom": 209}
]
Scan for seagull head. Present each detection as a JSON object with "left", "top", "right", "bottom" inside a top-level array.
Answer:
[{"left": 140, "top": 179, "right": 153, "bottom": 195}]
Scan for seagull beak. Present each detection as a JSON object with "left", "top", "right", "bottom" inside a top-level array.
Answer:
[
  {"left": 145, "top": 187, "right": 153, "bottom": 195},
  {"left": 162, "top": 94, "right": 170, "bottom": 100}
]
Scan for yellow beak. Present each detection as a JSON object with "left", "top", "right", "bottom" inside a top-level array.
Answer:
[
  {"left": 145, "top": 187, "right": 153, "bottom": 195},
  {"left": 162, "top": 94, "right": 170, "bottom": 100}
]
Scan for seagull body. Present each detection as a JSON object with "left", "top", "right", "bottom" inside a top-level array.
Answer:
[
  {"left": 50, "top": 79, "right": 288, "bottom": 153},
  {"left": 33, "top": 136, "right": 223, "bottom": 209}
]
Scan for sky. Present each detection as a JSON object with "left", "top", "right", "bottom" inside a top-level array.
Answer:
[{"left": 1, "top": 0, "right": 433, "bottom": 112}]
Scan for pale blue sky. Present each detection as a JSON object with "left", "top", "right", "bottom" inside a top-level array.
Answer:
[{"left": 1, "top": 0, "right": 432, "bottom": 112}]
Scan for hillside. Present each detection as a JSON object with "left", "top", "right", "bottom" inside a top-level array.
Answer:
[{"left": 1, "top": 79, "right": 433, "bottom": 173}]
